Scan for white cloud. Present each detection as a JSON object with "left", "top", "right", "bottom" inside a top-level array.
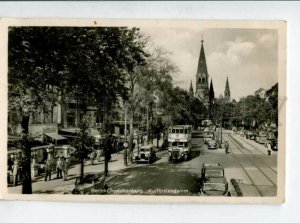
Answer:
[
  {"left": 140, "top": 28, "right": 277, "bottom": 100},
  {"left": 257, "top": 33, "right": 277, "bottom": 47}
]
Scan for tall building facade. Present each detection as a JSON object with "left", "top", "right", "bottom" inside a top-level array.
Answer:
[{"left": 195, "top": 39, "right": 210, "bottom": 108}]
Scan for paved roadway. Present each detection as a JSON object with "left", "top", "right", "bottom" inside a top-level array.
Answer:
[{"left": 104, "top": 130, "right": 278, "bottom": 197}]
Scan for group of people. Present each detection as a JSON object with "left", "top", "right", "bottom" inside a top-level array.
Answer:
[{"left": 44, "top": 156, "right": 69, "bottom": 182}]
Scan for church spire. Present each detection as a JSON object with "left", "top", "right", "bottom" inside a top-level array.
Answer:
[
  {"left": 209, "top": 79, "right": 215, "bottom": 119},
  {"left": 189, "top": 80, "right": 194, "bottom": 97},
  {"left": 196, "top": 38, "right": 208, "bottom": 79},
  {"left": 209, "top": 79, "right": 215, "bottom": 102},
  {"left": 224, "top": 76, "right": 231, "bottom": 102},
  {"left": 195, "top": 36, "right": 209, "bottom": 108}
]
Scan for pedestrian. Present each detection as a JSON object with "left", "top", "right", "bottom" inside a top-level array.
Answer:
[
  {"left": 62, "top": 157, "right": 68, "bottom": 181},
  {"left": 90, "top": 150, "right": 96, "bottom": 165},
  {"left": 117, "top": 139, "right": 123, "bottom": 154},
  {"left": 123, "top": 147, "right": 127, "bottom": 166},
  {"left": 44, "top": 158, "right": 52, "bottom": 181},
  {"left": 96, "top": 148, "right": 102, "bottom": 162},
  {"left": 56, "top": 157, "right": 63, "bottom": 179},
  {"left": 12, "top": 158, "right": 19, "bottom": 187},
  {"left": 225, "top": 141, "right": 229, "bottom": 154},
  {"left": 104, "top": 134, "right": 112, "bottom": 176}
]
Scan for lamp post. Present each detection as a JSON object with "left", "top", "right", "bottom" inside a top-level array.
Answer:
[
  {"left": 219, "top": 116, "right": 223, "bottom": 148},
  {"left": 123, "top": 141, "right": 128, "bottom": 166}
]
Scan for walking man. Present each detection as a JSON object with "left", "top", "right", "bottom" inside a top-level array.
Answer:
[
  {"left": 62, "top": 157, "right": 68, "bottom": 181},
  {"left": 96, "top": 148, "right": 102, "bottom": 162},
  {"left": 56, "top": 157, "right": 63, "bottom": 179},
  {"left": 44, "top": 158, "right": 52, "bottom": 181},
  {"left": 104, "top": 134, "right": 112, "bottom": 176},
  {"left": 225, "top": 141, "right": 229, "bottom": 154},
  {"left": 12, "top": 158, "right": 19, "bottom": 187},
  {"left": 90, "top": 150, "right": 95, "bottom": 165}
]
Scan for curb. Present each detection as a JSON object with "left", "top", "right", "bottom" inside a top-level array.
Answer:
[
  {"left": 72, "top": 162, "right": 137, "bottom": 194},
  {"left": 230, "top": 179, "right": 243, "bottom": 197}
]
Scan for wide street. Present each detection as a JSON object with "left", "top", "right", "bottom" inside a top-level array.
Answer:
[{"left": 104, "top": 131, "right": 277, "bottom": 197}]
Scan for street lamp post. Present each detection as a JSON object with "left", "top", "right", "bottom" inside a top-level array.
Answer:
[
  {"left": 219, "top": 116, "right": 223, "bottom": 148},
  {"left": 123, "top": 141, "right": 128, "bottom": 166}
]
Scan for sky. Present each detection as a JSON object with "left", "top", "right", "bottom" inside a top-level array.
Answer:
[{"left": 140, "top": 27, "right": 278, "bottom": 101}]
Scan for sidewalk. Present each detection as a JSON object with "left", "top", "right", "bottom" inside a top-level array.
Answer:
[{"left": 8, "top": 151, "right": 134, "bottom": 194}]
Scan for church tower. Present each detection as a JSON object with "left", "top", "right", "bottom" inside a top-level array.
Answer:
[
  {"left": 209, "top": 79, "right": 215, "bottom": 119},
  {"left": 196, "top": 38, "right": 209, "bottom": 108},
  {"left": 224, "top": 76, "right": 231, "bottom": 103}
]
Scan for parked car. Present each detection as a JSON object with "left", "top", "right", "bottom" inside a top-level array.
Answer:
[
  {"left": 200, "top": 163, "right": 229, "bottom": 196},
  {"left": 207, "top": 139, "right": 218, "bottom": 149},
  {"left": 256, "top": 132, "right": 268, "bottom": 144},
  {"left": 245, "top": 131, "right": 254, "bottom": 139},
  {"left": 135, "top": 144, "right": 156, "bottom": 164},
  {"left": 203, "top": 132, "right": 214, "bottom": 144},
  {"left": 265, "top": 132, "right": 277, "bottom": 150}
]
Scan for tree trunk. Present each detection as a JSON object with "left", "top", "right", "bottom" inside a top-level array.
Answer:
[
  {"left": 146, "top": 103, "right": 150, "bottom": 145},
  {"left": 128, "top": 114, "right": 134, "bottom": 164},
  {"left": 21, "top": 113, "right": 32, "bottom": 194},
  {"left": 80, "top": 159, "right": 84, "bottom": 183},
  {"left": 150, "top": 103, "right": 154, "bottom": 144}
]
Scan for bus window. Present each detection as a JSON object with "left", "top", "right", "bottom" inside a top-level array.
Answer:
[
  {"left": 178, "top": 142, "right": 184, "bottom": 147},
  {"left": 176, "top": 129, "right": 180, "bottom": 134},
  {"left": 180, "top": 129, "right": 183, "bottom": 133},
  {"left": 185, "top": 129, "right": 187, "bottom": 134},
  {"left": 172, "top": 142, "right": 177, "bottom": 146},
  {"left": 172, "top": 129, "right": 176, "bottom": 133}
]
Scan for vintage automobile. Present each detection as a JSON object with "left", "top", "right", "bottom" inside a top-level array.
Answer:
[
  {"left": 245, "top": 131, "right": 255, "bottom": 140},
  {"left": 200, "top": 163, "right": 229, "bottom": 196},
  {"left": 256, "top": 132, "right": 268, "bottom": 144},
  {"left": 135, "top": 144, "right": 156, "bottom": 164},
  {"left": 265, "top": 132, "right": 277, "bottom": 150},
  {"left": 207, "top": 139, "right": 218, "bottom": 149},
  {"left": 53, "top": 144, "right": 76, "bottom": 159},
  {"left": 168, "top": 141, "right": 192, "bottom": 162},
  {"left": 203, "top": 132, "right": 214, "bottom": 144}
]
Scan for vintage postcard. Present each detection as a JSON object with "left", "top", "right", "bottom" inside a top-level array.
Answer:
[{"left": 0, "top": 19, "right": 286, "bottom": 203}]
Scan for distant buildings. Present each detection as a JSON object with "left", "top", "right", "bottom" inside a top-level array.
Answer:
[{"left": 8, "top": 95, "right": 99, "bottom": 142}]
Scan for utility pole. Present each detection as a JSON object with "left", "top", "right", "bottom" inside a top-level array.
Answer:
[
  {"left": 147, "top": 102, "right": 150, "bottom": 145},
  {"left": 219, "top": 116, "right": 223, "bottom": 148},
  {"left": 124, "top": 102, "right": 128, "bottom": 140}
]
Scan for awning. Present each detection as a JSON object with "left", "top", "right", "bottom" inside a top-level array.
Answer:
[
  {"left": 8, "top": 135, "right": 22, "bottom": 142},
  {"left": 59, "top": 128, "right": 79, "bottom": 134},
  {"left": 44, "top": 132, "right": 67, "bottom": 141}
]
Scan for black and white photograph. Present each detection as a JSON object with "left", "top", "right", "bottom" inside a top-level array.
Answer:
[{"left": 1, "top": 19, "right": 286, "bottom": 203}]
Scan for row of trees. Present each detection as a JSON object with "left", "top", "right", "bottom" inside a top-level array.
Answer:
[
  {"left": 213, "top": 83, "right": 278, "bottom": 130},
  {"left": 9, "top": 27, "right": 207, "bottom": 193},
  {"left": 8, "top": 27, "right": 148, "bottom": 193}
]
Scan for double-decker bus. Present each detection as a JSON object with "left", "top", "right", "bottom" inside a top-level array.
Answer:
[{"left": 167, "top": 125, "right": 192, "bottom": 162}]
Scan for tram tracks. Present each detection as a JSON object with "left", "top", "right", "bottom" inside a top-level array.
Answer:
[
  {"left": 229, "top": 135, "right": 277, "bottom": 174},
  {"left": 224, "top": 134, "right": 277, "bottom": 197}
]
